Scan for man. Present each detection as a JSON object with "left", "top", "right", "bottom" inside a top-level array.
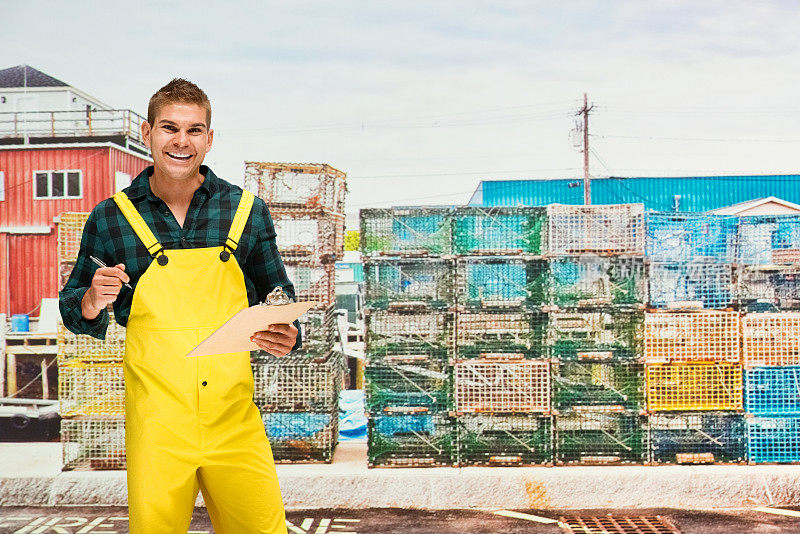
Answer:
[{"left": 59, "top": 78, "right": 299, "bottom": 533}]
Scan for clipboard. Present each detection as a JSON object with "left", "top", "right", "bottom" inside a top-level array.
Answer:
[{"left": 187, "top": 301, "right": 317, "bottom": 357}]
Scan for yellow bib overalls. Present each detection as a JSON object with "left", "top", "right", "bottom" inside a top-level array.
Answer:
[{"left": 112, "top": 190, "right": 286, "bottom": 534}]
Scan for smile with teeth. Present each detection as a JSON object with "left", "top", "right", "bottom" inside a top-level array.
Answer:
[{"left": 167, "top": 152, "right": 192, "bottom": 161}]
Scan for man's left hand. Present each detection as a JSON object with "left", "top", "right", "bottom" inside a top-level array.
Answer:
[{"left": 250, "top": 323, "right": 298, "bottom": 358}]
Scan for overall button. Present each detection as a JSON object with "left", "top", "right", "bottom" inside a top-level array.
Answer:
[{"left": 201, "top": 381, "right": 207, "bottom": 387}]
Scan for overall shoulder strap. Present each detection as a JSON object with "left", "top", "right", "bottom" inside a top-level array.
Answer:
[
  {"left": 112, "top": 192, "right": 163, "bottom": 257},
  {"left": 225, "top": 190, "right": 255, "bottom": 253}
]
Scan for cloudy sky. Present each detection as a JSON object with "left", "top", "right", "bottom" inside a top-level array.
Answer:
[{"left": 5, "top": 1, "right": 800, "bottom": 227}]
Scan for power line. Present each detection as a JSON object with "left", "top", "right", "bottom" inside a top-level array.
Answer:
[{"left": 593, "top": 134, "right": 800, "bottom": 143}]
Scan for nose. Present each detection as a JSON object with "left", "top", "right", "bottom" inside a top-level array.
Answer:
[{"left": 173, "top": 129, "right": 190, "bottom": 146}]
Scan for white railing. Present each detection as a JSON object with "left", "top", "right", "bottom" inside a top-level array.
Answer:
[{"left": 0, "top": 109, "right": 145, "bottom": 145}]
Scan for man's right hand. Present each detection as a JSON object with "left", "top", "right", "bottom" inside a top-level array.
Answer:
[{"left": 81, "top": 263, "right": 130, "bottom": 320}]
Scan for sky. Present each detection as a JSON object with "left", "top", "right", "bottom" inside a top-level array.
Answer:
[{"left": 5, "top": 1, "right": 800, "bottom": 228}]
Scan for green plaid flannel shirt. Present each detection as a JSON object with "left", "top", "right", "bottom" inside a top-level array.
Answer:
[{"left": 59, "top": 165, "right": 301, "bottom": 349}]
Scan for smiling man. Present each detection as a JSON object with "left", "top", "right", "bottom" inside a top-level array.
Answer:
[{"left": 59, "top": 79, "right": 299, "bottom": 534}]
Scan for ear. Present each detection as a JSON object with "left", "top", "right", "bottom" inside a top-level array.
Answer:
[
  {"left": 141, "top": 121, "right": 152, "bottom": 149},
  {"left": 205, "top": 129, "right": 214, "bottom": 153}
]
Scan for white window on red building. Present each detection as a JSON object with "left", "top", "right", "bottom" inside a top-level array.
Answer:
[{"left": 34, "top": 169, "right": 82, "bottom": 199}]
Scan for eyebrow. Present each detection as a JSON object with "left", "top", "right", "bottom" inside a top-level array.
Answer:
[{"left": 157, "top": 119, "right": 207, "bottom": 129}]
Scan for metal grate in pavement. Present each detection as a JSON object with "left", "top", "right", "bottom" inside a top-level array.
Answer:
[{"left": 559, "top": 515, "right": 680, "bottom": 534}]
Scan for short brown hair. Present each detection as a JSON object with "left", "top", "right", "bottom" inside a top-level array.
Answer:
[{"left": 147, "top": 78, "right": 212, "bottom": 127}]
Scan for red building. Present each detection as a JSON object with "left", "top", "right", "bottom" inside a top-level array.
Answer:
[{"left": 0, "top": 65, "right": 151, "bottom": 316}]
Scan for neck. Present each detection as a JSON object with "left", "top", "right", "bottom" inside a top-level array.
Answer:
[{"left": 150, "top": 167, "right": 204, "bottom": 205}]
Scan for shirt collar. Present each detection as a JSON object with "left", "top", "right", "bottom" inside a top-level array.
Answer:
[{"left": 125, "top": 165, "right": 220, "bottom": 201}]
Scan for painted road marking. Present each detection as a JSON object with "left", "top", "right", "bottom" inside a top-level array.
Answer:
[
  {"left": 754, "top": 507, "right": 800, "bottom": 518},
  {"left": 285, "top": 518, "right": 360, "bottom": 534},
  {"left": 493, "top": 510, "right": 559, "bottom": 524}
]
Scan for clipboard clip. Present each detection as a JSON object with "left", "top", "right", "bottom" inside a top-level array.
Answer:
[{"left": 263, "top": 286, "right": 294, "bottom": 306}]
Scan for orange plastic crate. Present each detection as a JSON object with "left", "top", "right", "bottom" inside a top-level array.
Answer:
[
  {"left": 743, "top": 313, "right": 800, "bottom": 367},
  {"left": 644, "top": 311, "right": 740, "bottom": 363}
]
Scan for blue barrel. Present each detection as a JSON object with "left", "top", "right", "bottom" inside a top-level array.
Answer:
[{"left": 10, "top": 314, "right": 29, "bottom": 333}]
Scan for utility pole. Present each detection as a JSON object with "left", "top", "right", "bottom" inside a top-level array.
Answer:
[{"left": 578, "top": 93, "right": 594, "bottom": 205}]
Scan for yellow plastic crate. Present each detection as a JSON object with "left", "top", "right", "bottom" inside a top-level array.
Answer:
[
  {"left": 644, "top": 311, "right": 740, "bottom": 363},
  {"left": 646, "top": 363, "right": 743, "bottom": 411},
  {"left": 58, "top": 360, "right": 125, "bottom": 417},
  {"left": 743, "top": 312, "right": 800, "bottom": 367},
  {"left": 58, "top": 318, "right": 126, "bottom": 363}
]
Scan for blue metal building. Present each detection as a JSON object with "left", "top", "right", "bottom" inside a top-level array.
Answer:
[{"left": 469, "top": 175, "right": 800, "bottom": 212}]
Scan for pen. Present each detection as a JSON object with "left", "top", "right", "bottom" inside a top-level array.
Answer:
[{"left": 89, "top": 255, "right": 133, "bottom": 289}]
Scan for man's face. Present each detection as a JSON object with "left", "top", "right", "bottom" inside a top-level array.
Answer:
[{"left": 142, "top": 102, "right": 213, "bottom": 181}]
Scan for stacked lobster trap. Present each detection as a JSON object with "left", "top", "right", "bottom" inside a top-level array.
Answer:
[
  {"left": 245, "top": 162, "right": 347, "bottom": 462},
  {"left": 546, "top": 204, "right": 648, "bottom": 465}
]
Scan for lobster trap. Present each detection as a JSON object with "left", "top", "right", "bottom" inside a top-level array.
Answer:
[
  {"left": 738, "top": 215, "right": 800, "bottom": 265},
  {"left": 283, "top": 261, "right": 336, "bottom": 310},
  {"left": 745, "top": 366, "right": 800, "bottom": 416},
  {"left": 644, "top": 311, "right": 740, "bottom": 364},
  {"left": 452, "top": 206, "right": 547, "bottom": 255},
  {"left": 549, "top": 256, "right": 646, "bottom": 309},
  {"left": 365, "top": 361, "right": 450, "bottom": 414},
  {"left": 546, "top": 203, "right": 645, "bottom": 256},
  {"left": 368, "top": 413, "right": 454, "bottom": 467},
  {"left": 645, "top": 212, "right": 739, "bottom": 263},
  {"left": 364, "top": 258, "right": 455, "bottom": 310},
  {"left": 648, "top": 412, "right": 746, "bottom": 464},
  {"left": 252, "top": 352, "right": 343, "bottom": 413},
  {"left": 553, "top": 361, "right": 645, "bottom": 412},
  {"left": 271, "top": 209, "right": 345, "bottom": 262},
  {"left": 738, "top": 266, "right": 800, "bottom": 312},
  {"left": 455, "top": 257, "right": 548, "bottom": 309},
  {"left": 547, "top": 311, "right": 642, "bottom": 361},
  {"left": 61, "top": 416, "right": 126, "bottom": 470},
  {"left": 360, "top": 207, "right": 452, "bottom": 256},
  {"left": 648, "top": 262, "right": 735, "bottom": 310},
  {"left": 58, "top": 360, "right": 125, "bottom": 417},
  {"left": 743, "top": 313, "right": 800, "bottom": 367},
  {"left": 244, "top": 162, "right": 346, "bottom": 213},
  {"left": 57, "top": 212, "right": 90, "bottom": 262},
  {"left": 455, "top": 310, "right": 547, "bottom": 360},
  {"left": 58, "top": 318, "right": 126, "bottom": 363},
  {"left": 365, "top": 309, "right": 453, "bottom": 362},
  {"left": 294, "top": 306, "right": 337, "bottom": 356},
  {"left": 263, "top": 411, "right": 338, "bottom": 463},
  {"left": 747, "top": 416, "right": 800, "bottom": 463},
  {"left": 455, "top": 414, "right": 552, "bottom": 466},
  {"left": 646, "top": 363, "right": 743, "bottom": 412},
  {"left": 555, "top": 412, "right": 647, "bottom": 464},
  {"left": 452, "top": 360, "right": 550, "bottom": 414}
]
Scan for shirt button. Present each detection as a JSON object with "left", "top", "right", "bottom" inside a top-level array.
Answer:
[
  {"left": 202, "top": 381, "right": 207, "bottom": 387},
  {"left": 164, "top": 211, "right": 169, "bottom": 217}
]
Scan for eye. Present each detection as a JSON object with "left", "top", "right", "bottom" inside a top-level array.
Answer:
[{"left": 163, "top": 125, "right": 178, "bottom": 132}]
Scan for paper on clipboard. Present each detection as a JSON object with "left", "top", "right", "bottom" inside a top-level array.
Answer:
[{"left": 187, "top": 301, "right": 318, "bottom": 357}]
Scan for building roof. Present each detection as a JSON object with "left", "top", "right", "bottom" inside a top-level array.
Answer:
[
  {"left": 0, "top": 65, "right": 68, "bottom": 88},
  {"left": 710, "top": 196, "right": 800, "bottom": 215}
]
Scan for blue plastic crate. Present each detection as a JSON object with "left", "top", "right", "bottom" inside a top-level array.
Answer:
[
  {"left": 738, "top": 215, "right": 800, "bottom": 265},
  {"left": 747, "top": 416, "right": 800, "bottom": 463},
  {"left": 456, "top": 258, "right": 548, "bottom": 309},
  {"left": 745, "top": 366, "right": 800, "bottom": 416},
  {"left": 649, "top": 262, "right": 734, "bottom": 309},
  {"left": 646, "top": 213, "right": 739, "bottom": 263}
]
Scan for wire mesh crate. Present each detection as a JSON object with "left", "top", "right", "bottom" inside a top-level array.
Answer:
[
  {"left": 550, "top": 256, "right": 646, "bottom": 309},
  {"left": 366, "top": 309, "right": 453, "bottom": 360},
  {"left": 455, "top": 257, "right": 548, "bottom": 309},
  {"left": 57, "top": 212, "right": 90, "bottom": 262},
  {"left": 548, "top": 311, "right": 642, "bottom": 361},
  {"left": 364, "top": 258, "right": 455, "bottom": 310},
  {"left": 270, "top": 208, "right": 345, "bottom": 262},
  {"left": 252, "top": 352, "right": 342, "bottom": 413},
  {"left": 739, "top": 266, "right": 800, "bottom": 312},
  {"left": 738, "top": 215, "right": 800, "bottom": 265},
  {"left": 455, "top": 414, "right": 552, "bottom": 466},
  {"left": 644, "top": 311, "right": 740, "bottom": 364},
  {"left": 59, "top": 260, "right": 76, "bottom": 291},
  {"left": 745, "top": 366, "right": 800, "bottom": 416},
  {"left": 455, "top": 310, "right": 547, "bottom": 360},
  {"left": 58, "top": 360, "right": 125, "bottom": 417},
  {"left": 61, "top": 416, "right": 126, "bottom": 470},
  {"left": 360, "top": 207, "right": 453, "bottom": 256},
  {"left": 453, "top": 360, "right": 550, "bottom": 414},
  {"left": 244, "top": 162, "right": 346, "bottom": 213},
  {"left": 58, "top": 318, "right": 126, "bottom": 363},
  {"left": 553, "top": 361, "right": 645, "bottom": 412},
  {"left": 555, "top": 412, "right": 647, "bottom": 464},
  {"left": 646, "top": 363, "right": 743, "bottom": 411},
  {"left": 645, "top": 212, "right": 739, "bottom": 263},
  {"left": 743, "top": 313, "right": 800, "bottom": 367},
  {"left": 648, "top": 262, "right": 735, "bottom": 310},
  {"left": 452, "top": 206, "right": 547, "bottom": 255},
  {"left": 284, "top": 261, "right": 336, "bottom": 310},
  {"left": 365, "top": 361, "right": 450, "bottom": 414},
  {"left": 547, "top": 203, "right": 645, "bottom": 256},
  {"left": 294, "top": 305, "right": 336, "bottom": 357},
  {"left": 747, "top": 416, "right": 800, "bottom": 463},
  {"left": 263, "top": 411, "right": 338, "bottom": 463},
  {"left": 649, "top": 412, "right": 746, "bottom": 464},
  {"left": 368, "top": 413, "right": 454, "bottom": 467}
]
